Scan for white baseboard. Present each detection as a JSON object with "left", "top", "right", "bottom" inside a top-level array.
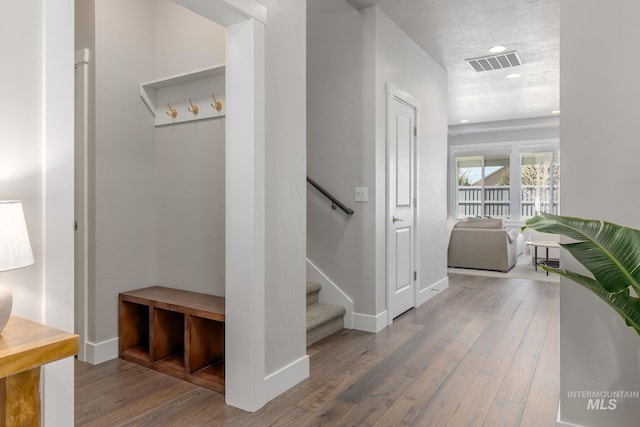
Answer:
[
  {"left": 264, "top": 355, "right": 309, "bottom": 403},
  {"left": 306, "top": 260, "right": 447, "bottom": 334},
  {"left": 417, "top": 276, "right": 449, "bottom": 306},
  {"left": 555, "top": 401, "right": 585, "bottom": 427},
  {"left": 306, "top": 259, "right": 354, "bottom": 329},
  {"left": 85, "top": 338, "right": 310, "bottom": 407},
  {"left": 555, "top": 420, "right": 585, "bottom": 427},
  {"left": 353, "top": 310, "right": 388, "bottom": 333},
  {"left": 86, "top": 337, "right": 119, "bottom": 365}
]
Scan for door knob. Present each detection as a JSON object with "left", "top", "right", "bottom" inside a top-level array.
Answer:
[{"left": 392, "top": 216, "right": 403, "bottom": 223}]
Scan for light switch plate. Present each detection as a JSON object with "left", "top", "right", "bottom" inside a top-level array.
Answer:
[{"left": 355, "top": 187, "right": 368, "bottom": 202}]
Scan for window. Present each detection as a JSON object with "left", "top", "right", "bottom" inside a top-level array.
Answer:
[
  {"left": 456, "top": 157, "right": 482, "bottom": 217},
  {"left": 520, "top": 151, "right": 560, "bottom": 218},
  {"left": 456, "top": 154, "right": 510, "bottom": 218},
  {"left": 451, "top": 143, "right": 560, "bottom": 221}
]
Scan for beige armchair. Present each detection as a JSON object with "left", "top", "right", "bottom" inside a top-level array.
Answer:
[{"left": 448, "top": 218, "right": 520, "bottom": 273}]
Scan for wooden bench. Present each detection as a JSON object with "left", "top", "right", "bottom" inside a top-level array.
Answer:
[{"left": 119, "top": 286, "right": 225, "bottom": 393}]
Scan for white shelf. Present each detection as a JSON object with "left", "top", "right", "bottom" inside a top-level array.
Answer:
[{"left": 140, "top": 63, "right": 225, "bottom": 126}]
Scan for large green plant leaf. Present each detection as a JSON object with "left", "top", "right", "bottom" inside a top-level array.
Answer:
[
  {"left": 543, "top": 266, "right": 640, "bottom": 335},
  {"left": 523, "top": 213, "right": 640, "bottom": 294}
]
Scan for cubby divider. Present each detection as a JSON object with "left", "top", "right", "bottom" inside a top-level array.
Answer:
[{"left": 119, "top": 286, "right": 225, "bottom": 393}]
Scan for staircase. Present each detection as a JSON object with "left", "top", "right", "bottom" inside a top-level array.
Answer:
[{"left": 306, "top": 282, "right": 346, "bottom": 346}]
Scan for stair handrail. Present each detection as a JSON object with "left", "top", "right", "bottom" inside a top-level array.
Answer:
[{"left": 307, "top": 176, "right": 354, "bottom": 216}]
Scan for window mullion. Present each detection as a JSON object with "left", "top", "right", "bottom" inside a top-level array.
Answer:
[
  {"left": 511, "top": 149, "right": 521, "bottom": 220},
  {"left": 480, "top": 156, "right": 485, "bottom": 216}
]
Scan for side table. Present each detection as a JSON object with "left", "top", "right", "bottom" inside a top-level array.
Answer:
[
  {"left": 526, "top": 240, "right": 560, "bottom": 276},
  {"left": 0, "top": 316, "right": 78, "bottom": 426}
]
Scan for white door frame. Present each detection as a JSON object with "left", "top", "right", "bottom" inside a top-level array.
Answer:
[
  {"left": 74, "top": 48, "right": 90, "bottom": 362},
  {"left": 386, "top": 83, "right": 420, "bottom": 326}
]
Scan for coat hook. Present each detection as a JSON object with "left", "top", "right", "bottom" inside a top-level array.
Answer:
[
  {"left": 211, "top": 93, "right": 223, "bottom": 112},
  {"left": 166, "top": 102, "right": 177, "bottom": 118},
  {"left": 187, "top": 98, "right": 199, "bottom": 115}
]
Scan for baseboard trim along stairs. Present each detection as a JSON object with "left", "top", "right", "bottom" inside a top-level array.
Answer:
[{"left": 306, "top": 282, "right": 346, "bottom": 346}]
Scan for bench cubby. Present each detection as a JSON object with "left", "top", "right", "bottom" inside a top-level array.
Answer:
[{"left": 119, "top": 286, "right": 225, "bottom": 393}]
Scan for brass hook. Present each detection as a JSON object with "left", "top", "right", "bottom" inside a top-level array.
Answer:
[
  {"left": 210, "top": 93, "right": 223, "bottom": 112},
  {"left": 166, "top": 102, "right": 177, "bottom": 118},
  {"left": 187, "top": 98, "right": 199, "bottom": 115}
]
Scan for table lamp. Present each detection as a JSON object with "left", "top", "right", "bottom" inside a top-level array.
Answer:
[{"left": 0, "top": 200, "right": 35, "bottom": 334}]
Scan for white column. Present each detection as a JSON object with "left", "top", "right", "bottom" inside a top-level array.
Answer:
[
  {"left": 224, "top": 17, "right": 266, "bottom": 412},
  {"left": 42, "top": 0, "right": 75, "bottom": 425}
]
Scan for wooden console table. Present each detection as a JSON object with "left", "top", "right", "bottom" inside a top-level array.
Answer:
[
  {"left": 119, "top": 286, "right": 225, "bottom": 393},
  {"left": 0, "top": 316, "right": 78, "bottom": 426}
]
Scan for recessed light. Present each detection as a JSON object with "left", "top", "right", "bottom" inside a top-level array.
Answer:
[
  {"left": 551, "top": 110, "right": 560, "bottom": 115},
  {"left": 506, "top": 73, "right": 520, "bottom": 79},
  {"left": 489, "top": 45, "right": 507, "bottom": 53},
  {"left": 460, "top": 119, "right": 469, "bottom": 123}
]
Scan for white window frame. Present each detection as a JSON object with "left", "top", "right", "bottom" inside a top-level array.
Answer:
[
  {"left": 454, "top": 152, "right": 512, "bottom": 219},
  {"left": 520, "top": 150, "right": 560, "bottom": 219},
  {"left": 449, "top": 139, "right": 560, "bottom": 225}
]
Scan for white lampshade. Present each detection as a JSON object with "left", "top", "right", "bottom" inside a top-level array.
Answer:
[
  {"left": 0, "top": 200, "right": 35, "bottom": 272},
  {"left": 0, "top": 200, "right": 34, "bottom": 333}
]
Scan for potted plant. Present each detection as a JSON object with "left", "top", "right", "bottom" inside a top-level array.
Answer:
[{"left": 522, "top": 212, "right": 640, "bottom": 335}]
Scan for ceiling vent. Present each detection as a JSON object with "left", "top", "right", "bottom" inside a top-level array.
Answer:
[{"left": 466, "top": 51, "right": 522, "bottom": 72}]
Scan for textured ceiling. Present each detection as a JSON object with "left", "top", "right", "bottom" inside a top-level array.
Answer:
[{"left": 346, "top": 0, "right": 560, "bottom": 125}]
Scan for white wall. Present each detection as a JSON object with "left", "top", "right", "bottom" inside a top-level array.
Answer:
[
  {"left": 367, "top": 7, "right": 448, "bottom": 312},
  {"left": 560, "top": 1, "right": 640, "bottom": 425},
  {"left": 155, "top": 120, "right": 226, "bottom": 295},
  {"left": 307, "top": 0, "right": 373, "bottom": 314},
  {"left": 92, "top": 0, "right": 157, "bottom": 347},
  {"left": 75, "top": 0, "right": 95, "bottom": 63},
  {"left": 307, "top": 1, "right": 448, "bottom": 320},
  {"left": 448, "top": 116, "right": 560, "bottom": 146},
  {"left": 154, "top": 0, "right": 225, "bottom": 77},
  {"left": 1, "top": 1, "right": 75, "bottom": 425},
  {"left": 262, "top": 0, "right": 308, "bottom": 387},
  {"left": 154, "top": 0, "right": 226, "bottom": 296},
  {"left": 0, "top": 1, "right": 43, "bottom": 321}
]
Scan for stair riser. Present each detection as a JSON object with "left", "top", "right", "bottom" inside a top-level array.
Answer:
[
  {"left": 306, "top": 290, "right": 319, "bottom": 307},
  {"left": 307, "top": 316, "right": 344, "bottom": 346}
]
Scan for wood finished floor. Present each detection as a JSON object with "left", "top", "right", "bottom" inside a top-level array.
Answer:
[{"left": 75, "top": 273, "right": 559, "bottom": 426}]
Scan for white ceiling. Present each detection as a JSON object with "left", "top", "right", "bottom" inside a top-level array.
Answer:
[{"left": 345, "top": 0, "right": 559, "bottom": 126}]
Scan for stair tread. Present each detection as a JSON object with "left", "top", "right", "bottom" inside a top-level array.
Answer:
[
  {"left": 306, "top": 282, "right": 321, "bottom": 295},
  {"left": 306, "top": 303, "right": 346, "bottom": 331}
]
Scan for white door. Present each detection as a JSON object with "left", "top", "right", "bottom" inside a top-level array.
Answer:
[{"left": 388, "top": 93, "right": 417, "bottom": 320}]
